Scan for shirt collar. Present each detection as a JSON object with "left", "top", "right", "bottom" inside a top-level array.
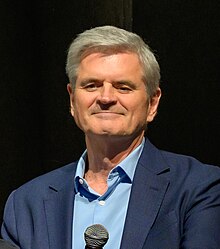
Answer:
[{"left": 74, "top": 137, "right": 145, "bottom": 193}]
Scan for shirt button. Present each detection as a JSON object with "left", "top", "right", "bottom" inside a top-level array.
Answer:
[
  {"left": 108, "top": 175, "right": 113, "bottom": 180},
  {"left": 79, "top": 178, "right": 84, "bottom": 184},
  {"left": 99, "top": 200, "right": 105, "bottom": 206}
]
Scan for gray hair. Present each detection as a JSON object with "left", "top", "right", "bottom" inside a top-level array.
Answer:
[{"left": 66, "top": 26, "right": 160, "bottom": 98}]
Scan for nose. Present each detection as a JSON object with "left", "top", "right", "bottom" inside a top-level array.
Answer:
[{"left": 97, "top": 82, "right": 117, "bottom": 104}]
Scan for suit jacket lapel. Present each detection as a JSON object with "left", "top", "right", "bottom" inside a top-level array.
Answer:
[
  {"left": 120, "top": 139, "right": 170, "bottom": 249},
  {"left": 42, "top": 139, "right": 170, "bottom": 249},
  {"left": 44, "top": 163, "right": 77, "bottom": 249}
]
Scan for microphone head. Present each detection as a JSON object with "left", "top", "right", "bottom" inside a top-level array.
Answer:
[{"left": 84, "top": 224, "right": 109, "bottom": 248}]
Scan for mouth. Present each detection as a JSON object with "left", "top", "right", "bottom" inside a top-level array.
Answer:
[
  {"left": 93, "top": 110, "right": 125, "bottom": 114},
  {"left": 92, "top": 112, "right": 124, "bottom": 119}
]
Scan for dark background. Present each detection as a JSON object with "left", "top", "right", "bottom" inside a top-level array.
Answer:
[{"left": 0, "top": 0, "right": 219, "bottom": 225}]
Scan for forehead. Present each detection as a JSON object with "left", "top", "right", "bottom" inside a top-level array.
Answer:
[{"left": 78, "top": 52, "right": 144, "bottom": 79}]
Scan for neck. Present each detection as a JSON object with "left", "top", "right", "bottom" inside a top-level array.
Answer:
[
  {"left": 84, "top": 132, "right": 144, "bottom": 195},
  {"left": 85, "top": 132, "right": 144, "bottom": 172}
]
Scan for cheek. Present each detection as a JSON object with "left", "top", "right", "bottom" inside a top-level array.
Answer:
[
  {"left": 75, "top": 93, "right": 97, "bottom": 109},
  {"left": 131, "top": 102, "right": 149, "bottom": 123},
  {"left": 128, "top": 98, "right": 148, "bottom": 113},
  {"left": 72, "top": 97, "right": 92, "bottom": 121}
]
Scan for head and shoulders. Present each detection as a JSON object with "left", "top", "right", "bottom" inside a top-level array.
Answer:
[{"left": 11, "top": 26, "right": 220, "bottom": 196}]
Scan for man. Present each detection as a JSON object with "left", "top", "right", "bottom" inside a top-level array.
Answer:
[{"left": 1, "top": 26, "right": 220, "bottom": 249}]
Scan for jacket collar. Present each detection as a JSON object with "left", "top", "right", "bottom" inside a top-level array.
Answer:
[
  {"left": 120, "top": 138, "right": 170, "bottom": 249},
  {"left": 43, "top": 139, "right": 170, "bottom": 249},
  {"left": 44, "top": 162, "right": 77, "bottom": 249}
]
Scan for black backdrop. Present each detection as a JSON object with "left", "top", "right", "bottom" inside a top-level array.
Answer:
[{"left": 0, "top": 0, "right": 219, "bottom": 225}]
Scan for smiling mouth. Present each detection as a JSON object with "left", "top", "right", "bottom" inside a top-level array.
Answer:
[
  {"left": 93, "top": 111, "right": 124, "bottom": 114},
  {"left": 93, "top": 112, "right": 124, "bottom": 119}
]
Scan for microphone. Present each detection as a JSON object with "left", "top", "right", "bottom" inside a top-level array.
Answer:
[{"left": 84, "top": 224, "right": 109, "bottom": 248}]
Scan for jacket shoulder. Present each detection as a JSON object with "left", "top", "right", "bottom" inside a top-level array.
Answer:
[
  {"left": 160, "top": 149, "right": 220, "bottom": 181},
  {"left": 13, "top": 161, "right": 77, "bottom": 197}
]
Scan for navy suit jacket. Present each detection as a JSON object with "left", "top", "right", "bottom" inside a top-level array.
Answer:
[{"left": 2, "top": 139, "right": 220, "bottom": 249}]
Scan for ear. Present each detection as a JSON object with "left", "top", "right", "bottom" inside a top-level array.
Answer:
[
  {"left": 67, "top": 83, "right": 75, "bottom": 117},
  {"left": 146, "top": 87, "right": 162, "bottom": 123}
]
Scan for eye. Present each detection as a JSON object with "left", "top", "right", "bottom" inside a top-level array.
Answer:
[
  {"left": 84, "top": 83, "right": 98, "bottom": 92},
  {"left": 114, "top": 81, "right": 135, "bottom": 93},
  {"left": 118, "top": 87, "right": 132, "bottom": 93},
  {"left": 115, "top": 84, "right": 132, "bottom": 93}
]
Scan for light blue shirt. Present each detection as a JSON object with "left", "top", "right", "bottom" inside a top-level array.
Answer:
[{"left": 72, "top": 138, "right": 145, "bottom": 249}]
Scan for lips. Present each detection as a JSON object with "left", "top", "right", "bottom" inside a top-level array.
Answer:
[
  {"left": 92, "top": 112, "right": 124, "bottom": 119},
  {"left": 93, "top": 111, "right": 122, "bottom": 114}
]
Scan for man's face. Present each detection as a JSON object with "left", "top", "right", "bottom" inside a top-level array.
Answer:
[{"left": 67, "top": 52, "right": 161, "bottom": 138}]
